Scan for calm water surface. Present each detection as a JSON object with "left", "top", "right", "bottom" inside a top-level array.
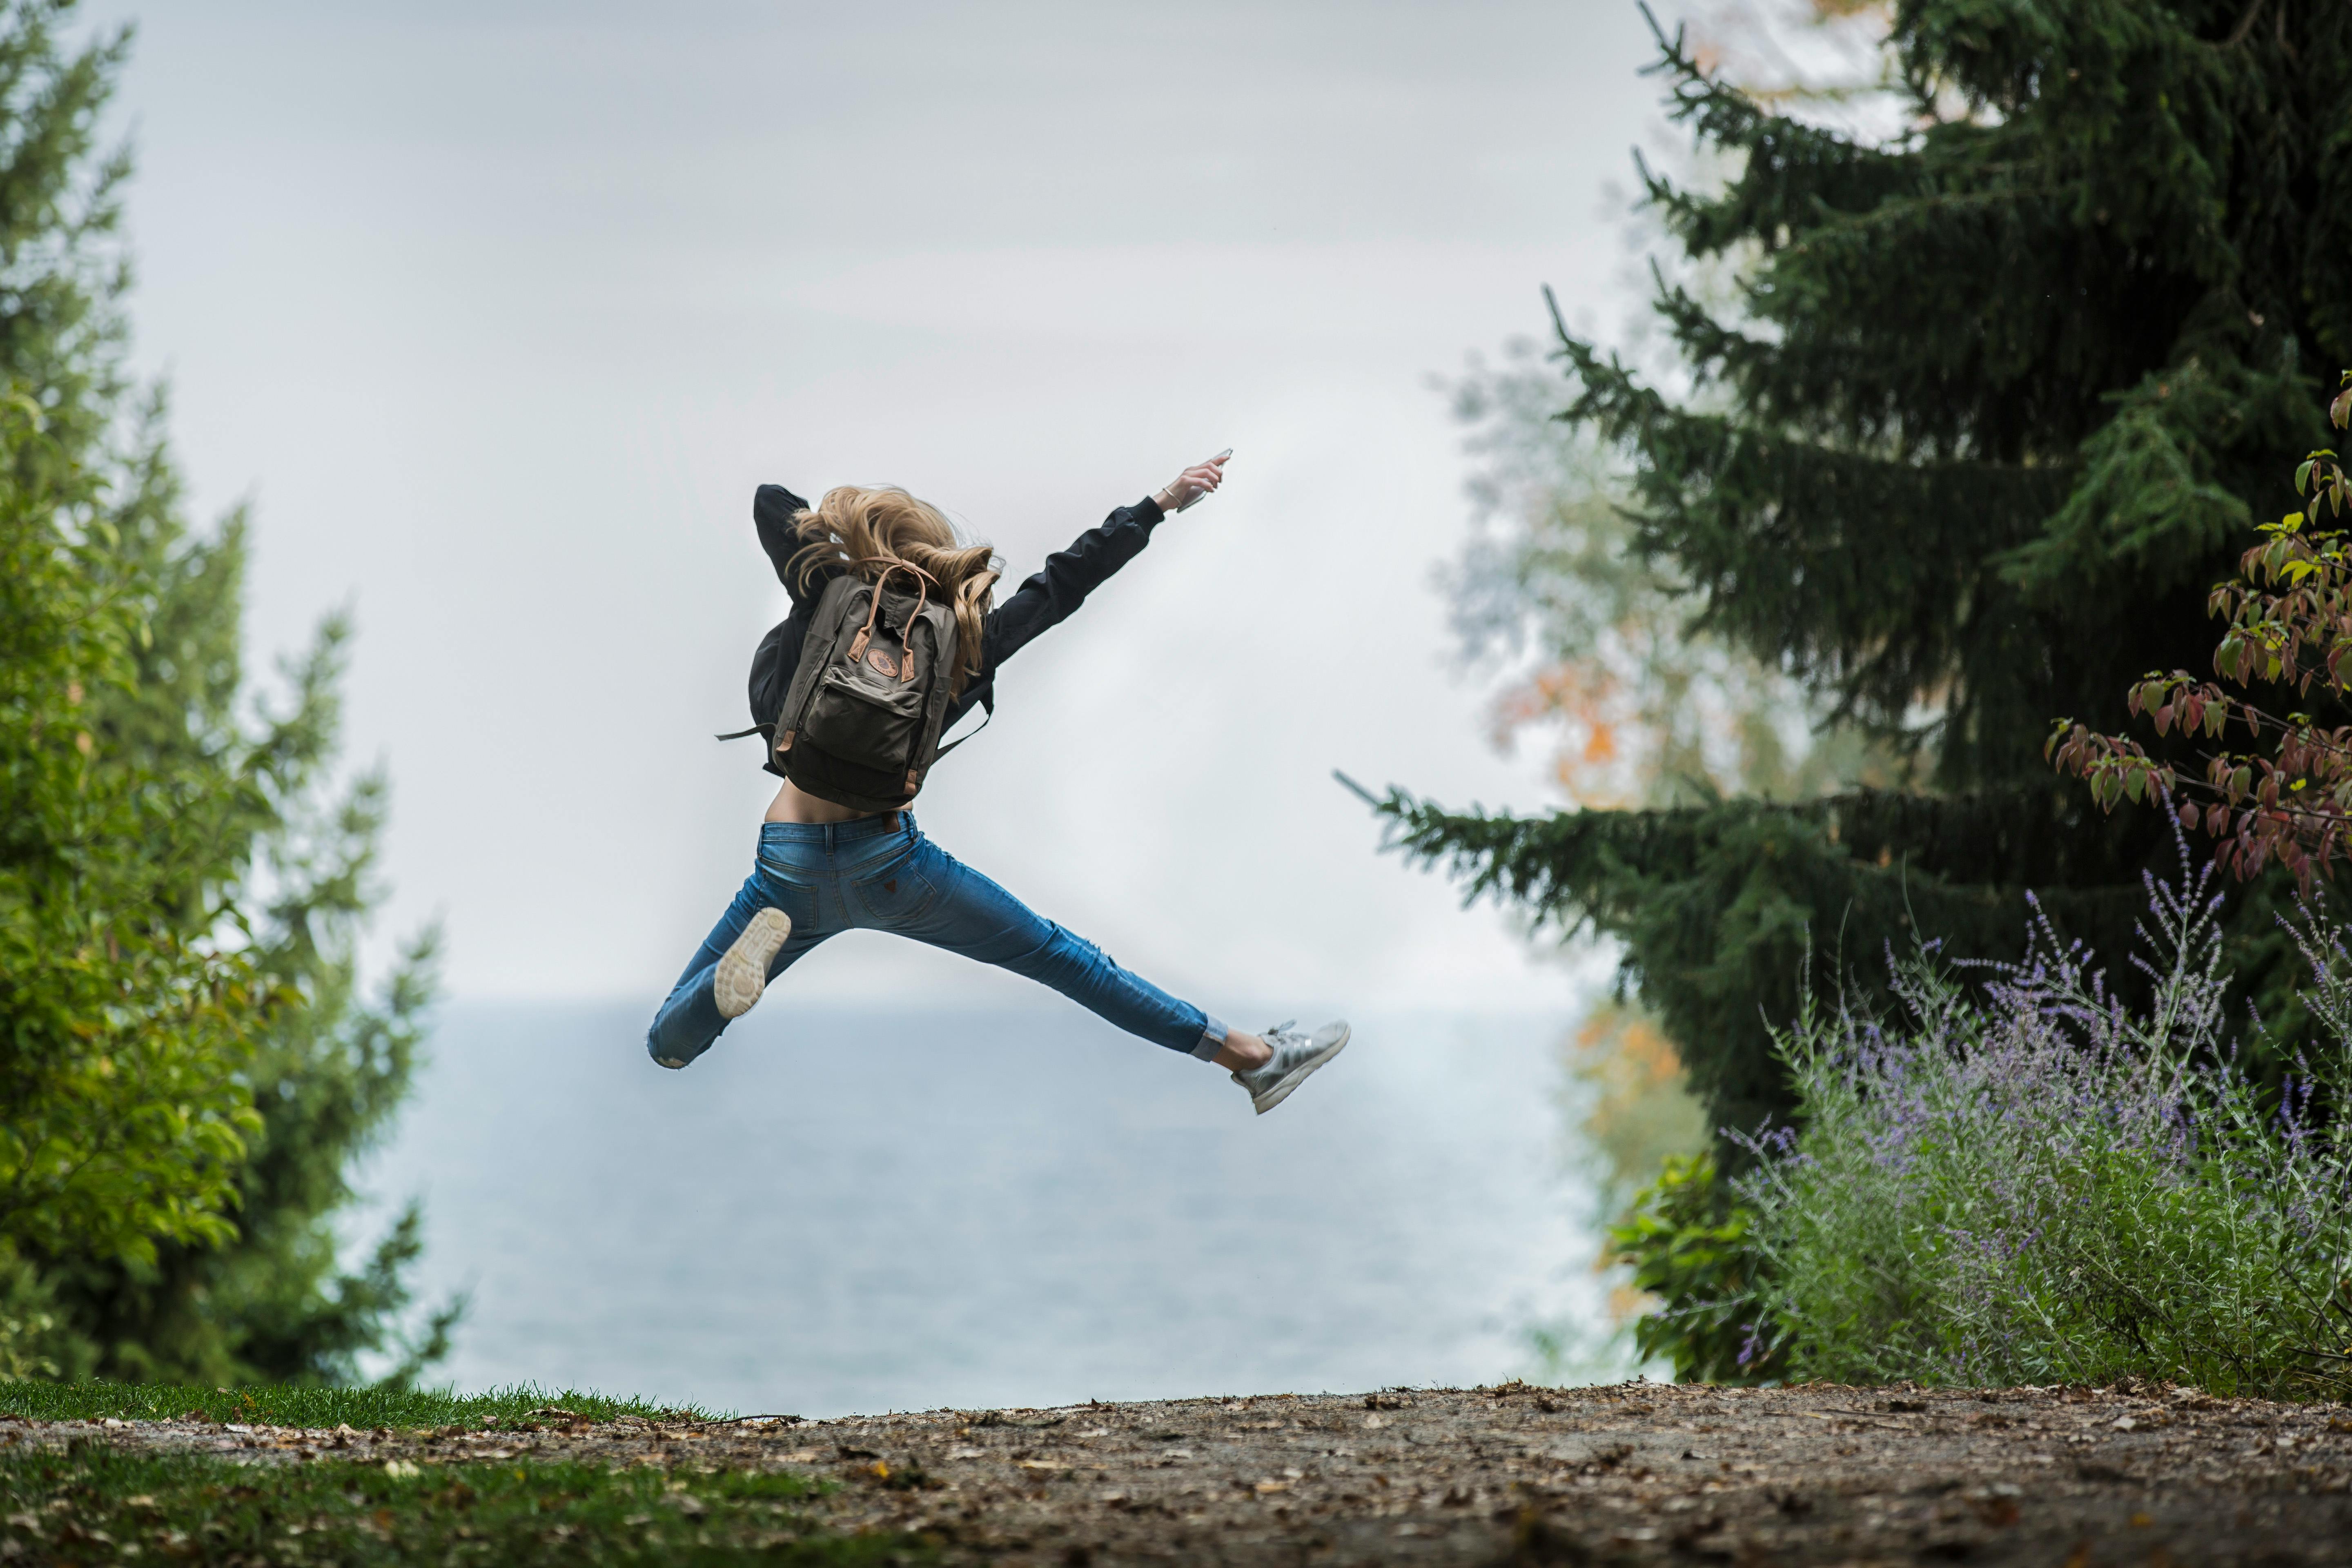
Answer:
[{"left": 354, "top": 1001, "right": 1602, "bottom": 1417}]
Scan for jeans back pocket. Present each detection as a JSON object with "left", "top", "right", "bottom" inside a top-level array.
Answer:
[
  {"left": 845, "top": 850, "right": 938, "bottom": 928},
  {"left": 752, "top": 848, "right": 826, "bottom": 934}
]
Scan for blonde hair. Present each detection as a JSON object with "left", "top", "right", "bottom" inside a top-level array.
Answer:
[{"left": 787, "top": 486, "right": 1000, "bottom": 696}]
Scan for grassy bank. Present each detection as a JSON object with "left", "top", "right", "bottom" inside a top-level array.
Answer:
[
  {"left": 0, "top": 1380, "right": 715, "bottom": 1430},
  {"left": 0, "top": 1383, "right": 928, "bottom": 1566}
]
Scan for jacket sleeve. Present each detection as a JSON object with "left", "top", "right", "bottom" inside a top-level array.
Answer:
[
  {"left": 754, "top": 483, "right": 829, "bottom": 607},
  {"left": 977, "top": 494, "right": 1167, "bottom": 676}
]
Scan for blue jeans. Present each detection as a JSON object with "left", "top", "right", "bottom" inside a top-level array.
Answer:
[{"left": 646, "top": 812, "right": 1227, "bottom": 1069}]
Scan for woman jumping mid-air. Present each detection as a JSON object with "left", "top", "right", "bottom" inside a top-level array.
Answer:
[{"left": 644, "top": 452, "right": 1349, "bottom": 1113}]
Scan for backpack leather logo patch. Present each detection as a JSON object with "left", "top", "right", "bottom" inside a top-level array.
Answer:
[{"left": 865, "top": 648, "right": 899, "bottom": 677}]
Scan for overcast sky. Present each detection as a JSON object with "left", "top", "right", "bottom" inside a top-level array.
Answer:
[{"left": 91, "top": 0, "right": 1678, "bottom": 1016}]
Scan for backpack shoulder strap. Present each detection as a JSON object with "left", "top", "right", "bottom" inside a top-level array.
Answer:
[
  {"left": 931, "top": 699, "right": 991, "bottom": 761},
  {"left": 895, "top": 601, "right": 971, "bottom": 796},
  {"left": 717, "top": 577, "right": 867, "bottom": 746},
  {"left": 757, "top": 575, "right": 869, "bottom": 762}
]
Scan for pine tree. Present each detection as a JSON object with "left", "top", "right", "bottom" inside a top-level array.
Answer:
[
  {"left": 0, "top": 0, "right": 449, "bottom": 1382},
  {"left": 1372, "top": 0, "right": 2352, "bottom": 1147}
]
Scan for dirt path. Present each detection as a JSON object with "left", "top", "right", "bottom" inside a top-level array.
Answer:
[{"left": 14, "top": 1380, "right": 2352, "bottom": 1564}]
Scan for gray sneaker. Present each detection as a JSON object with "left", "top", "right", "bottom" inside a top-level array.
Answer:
[
  {"left": 1232, "top": 1019, "right": 1350, "bottom": 1115},
  {"left": 713, "top": 907, "right": 792, "bottom": 1020}
]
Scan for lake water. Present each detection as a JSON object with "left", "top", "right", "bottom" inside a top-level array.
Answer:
[{"left": 352, "top": 1000, "right": 1610, "bottom": 1417}]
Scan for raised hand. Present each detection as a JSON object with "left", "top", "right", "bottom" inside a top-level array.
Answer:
[{"left": 1154, "top": 449, "right": 1232, "bottom": 514}]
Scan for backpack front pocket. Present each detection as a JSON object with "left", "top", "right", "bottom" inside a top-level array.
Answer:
[{"left": 804, "top": 665, "right": 925, "bottom": 773}]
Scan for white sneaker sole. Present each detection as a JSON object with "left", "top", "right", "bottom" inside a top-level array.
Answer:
[
  {"left": 714, "top": 907, "right": 792, "bottom": 1020},
  {"left": 1252, "top": 1023, "right": 1350, "bottom": 1115}
]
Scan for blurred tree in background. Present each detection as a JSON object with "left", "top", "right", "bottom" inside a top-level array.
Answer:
[
  {"left": 0, "top": 0, "right": 448, "bottom": 1383},
  {"left": 1443, "top": 350, "right": 1809, "bottom": 1369},
  {"left": 1389, "top": 0, "right": 2352, "bottom": 1157},
  {"left": 1443, "top": 347, "right": 1891, "bottom": 812}
]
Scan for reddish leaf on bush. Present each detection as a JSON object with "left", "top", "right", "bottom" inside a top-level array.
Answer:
[{"left": 2052, "top": 375, "right": 2352, "bottom": 886}]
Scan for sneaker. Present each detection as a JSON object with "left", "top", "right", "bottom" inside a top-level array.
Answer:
[
  {"left": 1232, "top": 1019, "right": 1350, "bottom": 1115},
  {"left": 713, "top": 907, "right": 792, "bottom": 1020}
]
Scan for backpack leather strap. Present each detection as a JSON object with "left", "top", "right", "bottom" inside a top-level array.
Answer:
[{"left": 845, "top": 557, "right": 935, "bottom": 679}]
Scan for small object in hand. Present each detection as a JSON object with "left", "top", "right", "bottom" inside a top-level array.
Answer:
[{"left": 1174, "top": 449, "right": 1233, "bottom": 512}]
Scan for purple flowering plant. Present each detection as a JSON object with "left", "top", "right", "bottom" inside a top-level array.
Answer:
[{"left": 1728, "top": 828, "right": 2352, "bottom": 1397}]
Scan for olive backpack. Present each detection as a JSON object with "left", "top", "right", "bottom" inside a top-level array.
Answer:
[{"left": 746, "top": 560, "right": 969, "bottom": 813}]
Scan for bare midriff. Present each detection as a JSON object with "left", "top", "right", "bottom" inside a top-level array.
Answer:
[{"left": 764, "top": 778, "right": 884, "bottom": 824}]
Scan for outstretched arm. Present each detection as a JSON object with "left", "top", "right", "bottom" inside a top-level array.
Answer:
[{"left": 955, "top": 451, "right": 1234, "bottom": 710}]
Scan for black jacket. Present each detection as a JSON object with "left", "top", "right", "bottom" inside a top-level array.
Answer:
[{"left": 745, "top": 483, "right": 1169, "bottom": 778}]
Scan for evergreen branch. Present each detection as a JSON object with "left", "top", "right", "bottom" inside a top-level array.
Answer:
[{"left": 1354, "top": 778, "right": 2162, "bottom": 1158}]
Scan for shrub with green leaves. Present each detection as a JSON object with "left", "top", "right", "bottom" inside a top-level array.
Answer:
[
  {"left": 0, "top": 0, "right": 445, "bottom": 1384},
  {"left": 1604, "top": 1152, "right": 1779, "bottom": 1385},
  {"left": 1736, "top": 846, "right": 2352, "bottom": 1397},
  {"left": 0, "top": 385, "right": 265, "bottom": 1300}
]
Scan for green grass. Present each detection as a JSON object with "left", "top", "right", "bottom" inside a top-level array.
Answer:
[
  {"left": 0, "top": 1447, "right": 927, "bottom": 1566},
  {"left": 0, "top": 1382, "right": 727, "bottom": 1430},
  {"left": 0, "top": 1383, "right": 936, "bottom": 1563}
]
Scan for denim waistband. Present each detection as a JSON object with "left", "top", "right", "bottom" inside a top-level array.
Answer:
[{"left": 758, "top": 812, "right": 910, "bottom": 849}]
